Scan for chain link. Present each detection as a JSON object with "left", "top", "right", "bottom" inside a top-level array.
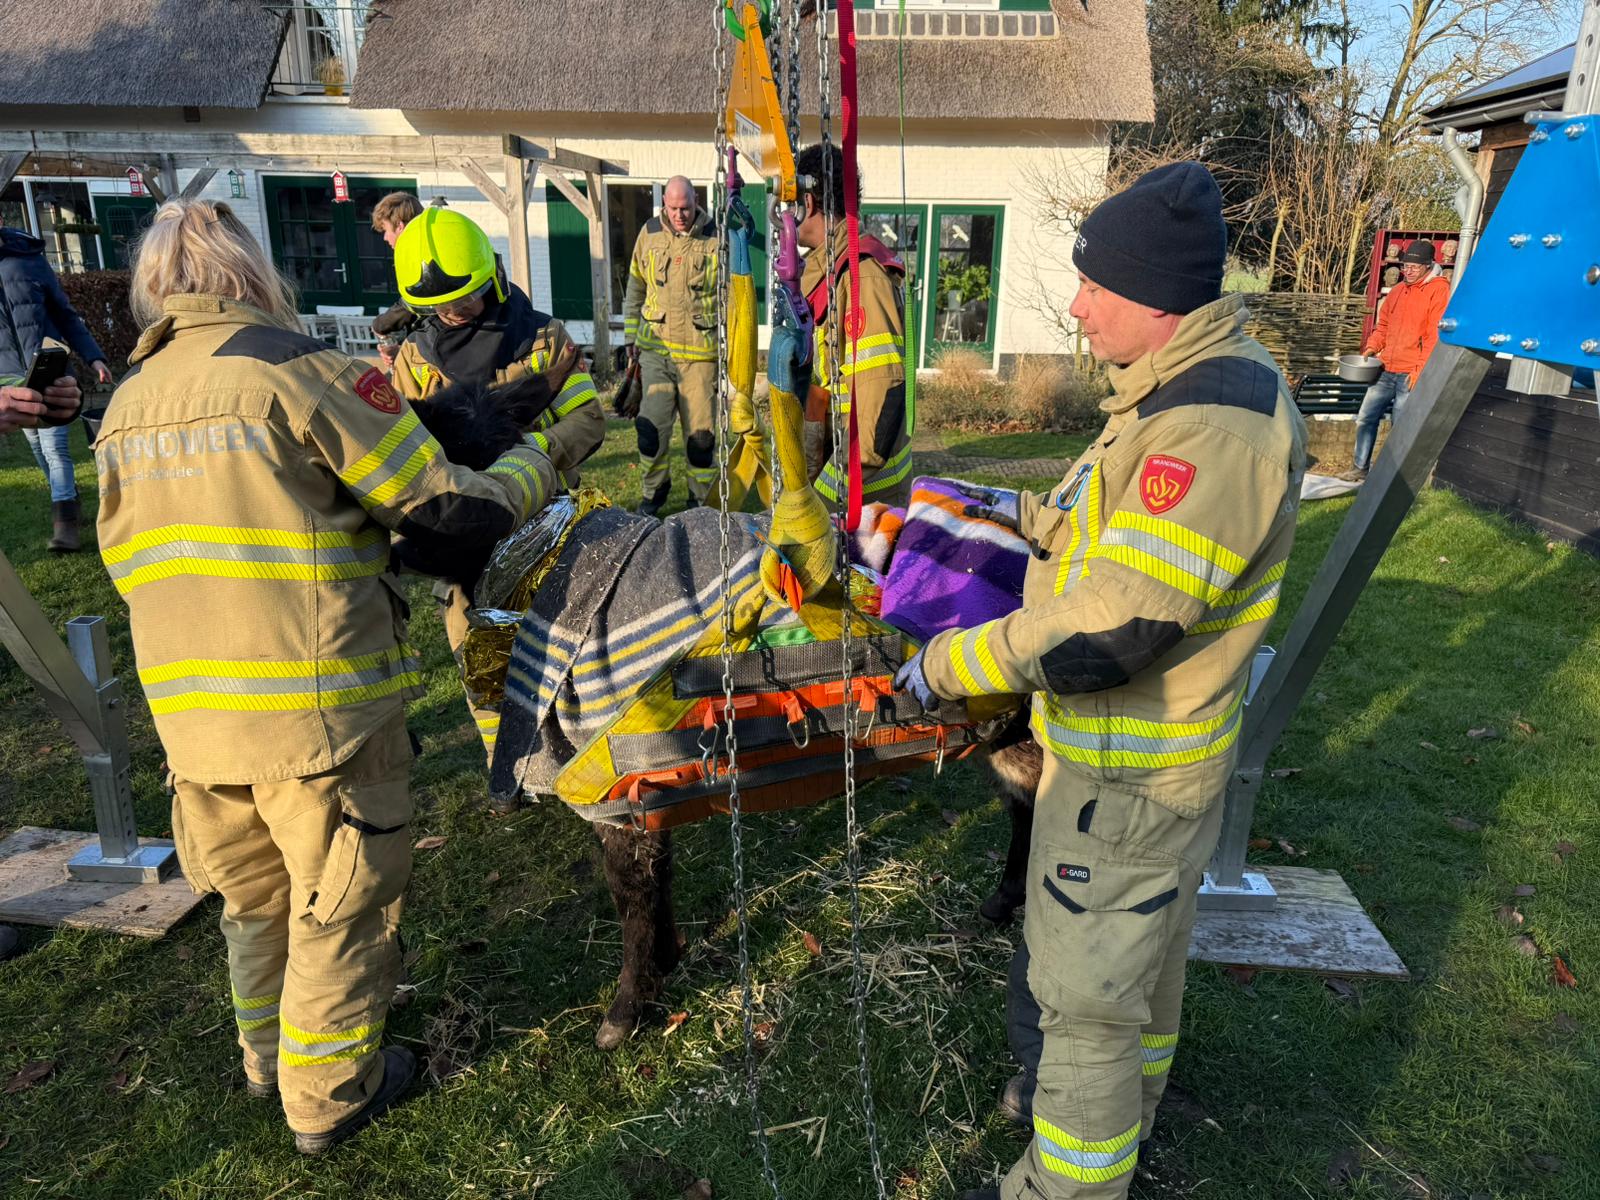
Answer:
[
  {"left": 714, "top": 5, "right": 783, "bottom": 1196},
  {"left": 817, "top": 6, "right": 889, "bottom": 1196}
]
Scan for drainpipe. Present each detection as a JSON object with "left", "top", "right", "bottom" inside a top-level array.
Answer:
[{"left": 1442, "top": 126, "right": 1484, "bottom": 292}]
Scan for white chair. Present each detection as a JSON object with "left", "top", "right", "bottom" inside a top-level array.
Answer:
[
  {"left": 298, "top": 313, "right": 337, "bottom": 343},
  {"left": 334, "top": 314, "right": 381, "bottom": 357}
]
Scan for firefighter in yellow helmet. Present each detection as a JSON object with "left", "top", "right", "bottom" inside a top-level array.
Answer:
[
  {"left": 390, "top": 207, "right": 603, "bottom": 760},
  {"left": 96, "top": 198, "right": 558, "bottom": 1153},
  {"left": 621, "top": 175, "right": 719, "bottom": 515},
  {"left": 896, "top": 165, "right": 1307, "bottom": 1200}
]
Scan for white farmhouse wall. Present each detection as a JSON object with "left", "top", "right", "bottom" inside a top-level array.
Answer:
[{"left": 2, "top": 100, "right": 1107, "bottom": 363}]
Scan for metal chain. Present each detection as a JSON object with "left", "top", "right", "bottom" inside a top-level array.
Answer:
[
  {"left": 714, "top": 5, "right": 783, "bottom": 1197},
  {"left": 817, "top": 7, "right": 889, "bottom": 1196}
]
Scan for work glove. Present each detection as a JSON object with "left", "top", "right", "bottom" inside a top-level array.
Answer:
[
  {"left": 959, "top": 485, "right": 1021, "bottom": 533},
  {"left": 893, "top": 646, "right": 938, "bottom": 713}
]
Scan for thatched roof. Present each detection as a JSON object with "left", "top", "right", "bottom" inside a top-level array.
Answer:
[
  {"left": 0, "top": 0, "right": 288, "bottom": 109},
  {"left": 353, "top": 0, "right": 1152, "bottom": 124}
]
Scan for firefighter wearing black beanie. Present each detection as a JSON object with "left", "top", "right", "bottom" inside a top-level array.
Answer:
[
  {"left": 927, "top": 162, "right": 1310, "bottom": 1200},
  {"left": 1071, "top": 162, "right": 1227, "bottom": 315}
]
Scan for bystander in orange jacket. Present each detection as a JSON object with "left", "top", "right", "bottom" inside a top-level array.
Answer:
[{"left": 1365, "top": 240, "right": 1451, "bottom": 385}]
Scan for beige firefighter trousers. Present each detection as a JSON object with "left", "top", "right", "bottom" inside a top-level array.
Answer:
[
  {"left": 169, "top": 713, "right": 414, "bottom": 1135},
  {"left": 1002, "top": 753, "right": 1226, "bottom": 1200},
  {"left": 637, "top": 351, "right": 718, "bottom": 505}
]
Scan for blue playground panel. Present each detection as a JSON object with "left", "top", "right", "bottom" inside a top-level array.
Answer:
[{"left": 1441, "top": 112, "right": 1600, "bottom": 369}]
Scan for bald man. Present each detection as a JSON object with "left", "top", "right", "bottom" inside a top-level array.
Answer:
[{"left": 621, "top": 176, "right": 719, "bottom": 513}]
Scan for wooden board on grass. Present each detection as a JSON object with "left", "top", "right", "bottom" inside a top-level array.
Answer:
[
  {"left": 1189, "top": 865, "right": 1410, "bottom": 979},
  {"left": 0, "top": 826, "right": 207, "bottom": 938}
]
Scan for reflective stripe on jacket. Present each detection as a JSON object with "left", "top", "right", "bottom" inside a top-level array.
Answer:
[
  {"left": 96, "top": 295, "right": 556, "bottom": 783},
  {"left": 921, "top": 295, "right": 1307, "bottom": 813},
  {"left": 621, "top": 210, "right": 717, "bottom": 362}
]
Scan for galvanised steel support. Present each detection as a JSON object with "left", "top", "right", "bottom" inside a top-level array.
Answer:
[{"left": 1198, "top": 344, "right": 1495, "bottom": 911}]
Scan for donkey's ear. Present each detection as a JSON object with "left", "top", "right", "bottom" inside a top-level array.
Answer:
[{"left": 491, "top": 371, "right": 556, "bottom": 427}]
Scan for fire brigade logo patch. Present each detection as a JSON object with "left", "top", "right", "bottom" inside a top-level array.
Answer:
[
  {"left": 354, "top": 368, "right": 402, "bottom": 415},
  {"left": 1139, "top": 455, "right": 1196, "bottom": 514},
  {"left": 1057, "top": 863, "right": 1091, "bottom": 884},
  {"left": 844, "top": 306, "right": 867, "bottom": 341}
]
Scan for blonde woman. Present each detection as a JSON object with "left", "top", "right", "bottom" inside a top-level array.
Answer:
[{"left": 99, "top": 199, "right": 556, "bottom": 1153}]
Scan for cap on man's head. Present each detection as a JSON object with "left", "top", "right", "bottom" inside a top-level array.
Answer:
[
  {"left": 1400, "top": 239, "right": 1436, "bottom": 265},
  {"left": 1071, "top": 162, "right": 1227, "bottom": 315}
]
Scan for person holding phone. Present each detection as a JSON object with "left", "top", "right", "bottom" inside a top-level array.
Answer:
[{"left": 1, "top": 226, "right": 115, "bottom": 551}]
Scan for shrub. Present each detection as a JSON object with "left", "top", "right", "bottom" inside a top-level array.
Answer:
[
  {"left": 917, "top": 348, "right": 1106, "bottom": 433},
  {"left": 58, "top": 270, "right": 139, "bottom": 385},
  {"left": 1012, "top": 355, "right": 1108, "bottom": 432}
]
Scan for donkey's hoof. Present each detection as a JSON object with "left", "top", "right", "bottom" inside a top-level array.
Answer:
[
  {"left": 595, "top": 994, "right": 644, "bottom": 1051},
  {"left": 979, "top": 888, "right": 1023, "bottom": 926}
]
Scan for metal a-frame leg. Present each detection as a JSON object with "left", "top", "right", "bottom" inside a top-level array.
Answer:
[
  {"left": 0, "top": 551, "right": 175, "bottom": 885},
  {"left": 1198, "top": 343, "right": 1495, "bottom": 911}
]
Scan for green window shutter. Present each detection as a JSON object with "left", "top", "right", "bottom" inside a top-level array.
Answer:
[
  {"left": 740, "top": 181, "right": 769, "bottom": 316},
  {"left": 545, "top": 181, "right": 593, "bottom": 320}
]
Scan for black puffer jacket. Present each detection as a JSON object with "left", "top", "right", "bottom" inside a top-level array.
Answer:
[{"left": 0, "top": 227, "right": 106, "bottom": 379}]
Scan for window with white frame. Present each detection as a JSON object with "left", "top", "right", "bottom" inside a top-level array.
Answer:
[{"left": 270, "top": 1, "right": 372, "bottom": 96}]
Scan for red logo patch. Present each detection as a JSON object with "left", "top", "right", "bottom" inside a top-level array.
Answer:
[
  {"left": 844, "top": 306, "right": 867, "bottom": 341},
  {"left": 354, "top": 368, "right": 402, "bottom": 415},
  {"left": 1139, "top": 455, "right": 1196, "bottom": 514}
]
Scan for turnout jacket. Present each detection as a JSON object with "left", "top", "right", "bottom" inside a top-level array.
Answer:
[
  {"left": 802, "top": 224, "right": 910, "bottom": 502},
  {"left": 1367, "top": 269, "right": 1450, "bottom": 385},
  {"left": 922, "top": 296, "right": 1307, "bottom": 813},
  {"left": 391, "top": 284, "right": 602, "bottom": 486},
  {"left": 621, "top": 209, "right": 718, "bottom": 363},
  {"left": 96, "top": 296, "right": 556, "bottom": 784}
]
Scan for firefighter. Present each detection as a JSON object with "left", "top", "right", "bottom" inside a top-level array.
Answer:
[
  {"left": 389, "top": 207, "right": 603, "bottom": 760},
  {"left": 795, "top": 143, "right": 912, "bottom": 508},
  {"left": 96, "top": 198, "right": 558, "bottom": 1153},
  {"left": 893, "top": 165, "right": 1307, "bottom": 1200},
  {"left": 389, "top": 208, "right": 602, "bottom": 486},
  {"left": 621, "top": 175, "right": 718, "bottom": 514}
]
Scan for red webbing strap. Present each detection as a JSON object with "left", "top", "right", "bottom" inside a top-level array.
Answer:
[{"left": 837, "top": 0, "right": 864, "bottom": 532}]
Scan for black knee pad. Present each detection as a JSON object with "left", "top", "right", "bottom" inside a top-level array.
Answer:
[
  {"left": 685, "top": 430, "right": 715, "bottom": 468},
  {"left": 635, "top": 417, "right": 661, "bottom": 459}
]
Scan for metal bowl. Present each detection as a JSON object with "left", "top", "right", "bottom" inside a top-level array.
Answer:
[{"left": 1337, "top": 354, "right": 1384, "bottom": 384}]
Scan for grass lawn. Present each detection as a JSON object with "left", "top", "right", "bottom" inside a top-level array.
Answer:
[{"left": 2, "top": 418, "right": 1596, "bottom": 1199}]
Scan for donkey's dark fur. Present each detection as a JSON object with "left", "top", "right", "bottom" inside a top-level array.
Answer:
[{"left": 410, "top": 374, "right": 1042, "bottom": 1048}]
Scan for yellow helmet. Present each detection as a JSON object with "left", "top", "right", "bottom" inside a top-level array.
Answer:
[{"left": 394, "top": 207, "right": 504, "bottom": 312}]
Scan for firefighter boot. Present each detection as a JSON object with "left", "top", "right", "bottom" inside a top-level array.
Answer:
[
  {"left": 293, "top": 1045, "right": 416, "bottom": 1155},
  {"left": 48, "top": 499, "right": 81, "bottom": 553}
]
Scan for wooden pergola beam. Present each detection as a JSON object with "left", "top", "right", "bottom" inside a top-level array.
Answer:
[{"left": 0, "top": 131, "right": 629, "bottom": 176}]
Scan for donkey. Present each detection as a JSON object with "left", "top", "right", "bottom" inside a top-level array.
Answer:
[{"left": 408, "top": 372, "right": 1042, "bottom": 1049}]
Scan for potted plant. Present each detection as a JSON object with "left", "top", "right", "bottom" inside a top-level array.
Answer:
[{"left": 316, "top": 55, "right": 347, "bottom": 96}]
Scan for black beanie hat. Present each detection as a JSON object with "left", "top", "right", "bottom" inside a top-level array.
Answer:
[
  {"left": 1400, "top": 239, "right": 1435, "bottom": 265},
  {"left": 1071, "top": 162, "right": 1227, "bottom": 315}
]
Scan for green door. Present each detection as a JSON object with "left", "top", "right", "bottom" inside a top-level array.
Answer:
[
  {"left": 926, "top": 204, "right": 1005, "bottom": 364},
  {"left": 548, "top": 181, "right": 768, "bottom": 331},
  {"left": 862, "top": 203, "right": 928, "bottom": 369},
  {"left": 91, "top": 194, "right": 158, "bottom": 270},
  {"left": 263, "top": 175, "right": 416, "bottom": 312}
]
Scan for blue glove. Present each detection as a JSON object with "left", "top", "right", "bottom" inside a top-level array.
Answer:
[
  {"left": 725, "top": 195, "right": 755, "bottom": 277},
  {"left": 893, "top": 646, "right": 938, "bottom": 713},
  {"left": 768, "top": 324, "right": 809, "bottom": 398}
]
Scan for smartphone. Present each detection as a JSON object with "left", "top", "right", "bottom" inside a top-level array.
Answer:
[
  {"left": 25, "top": 347, "right": 75, "bottom": 427},
  {"left": 24, "top": 346, "right": 70, "bottom": 393}
]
